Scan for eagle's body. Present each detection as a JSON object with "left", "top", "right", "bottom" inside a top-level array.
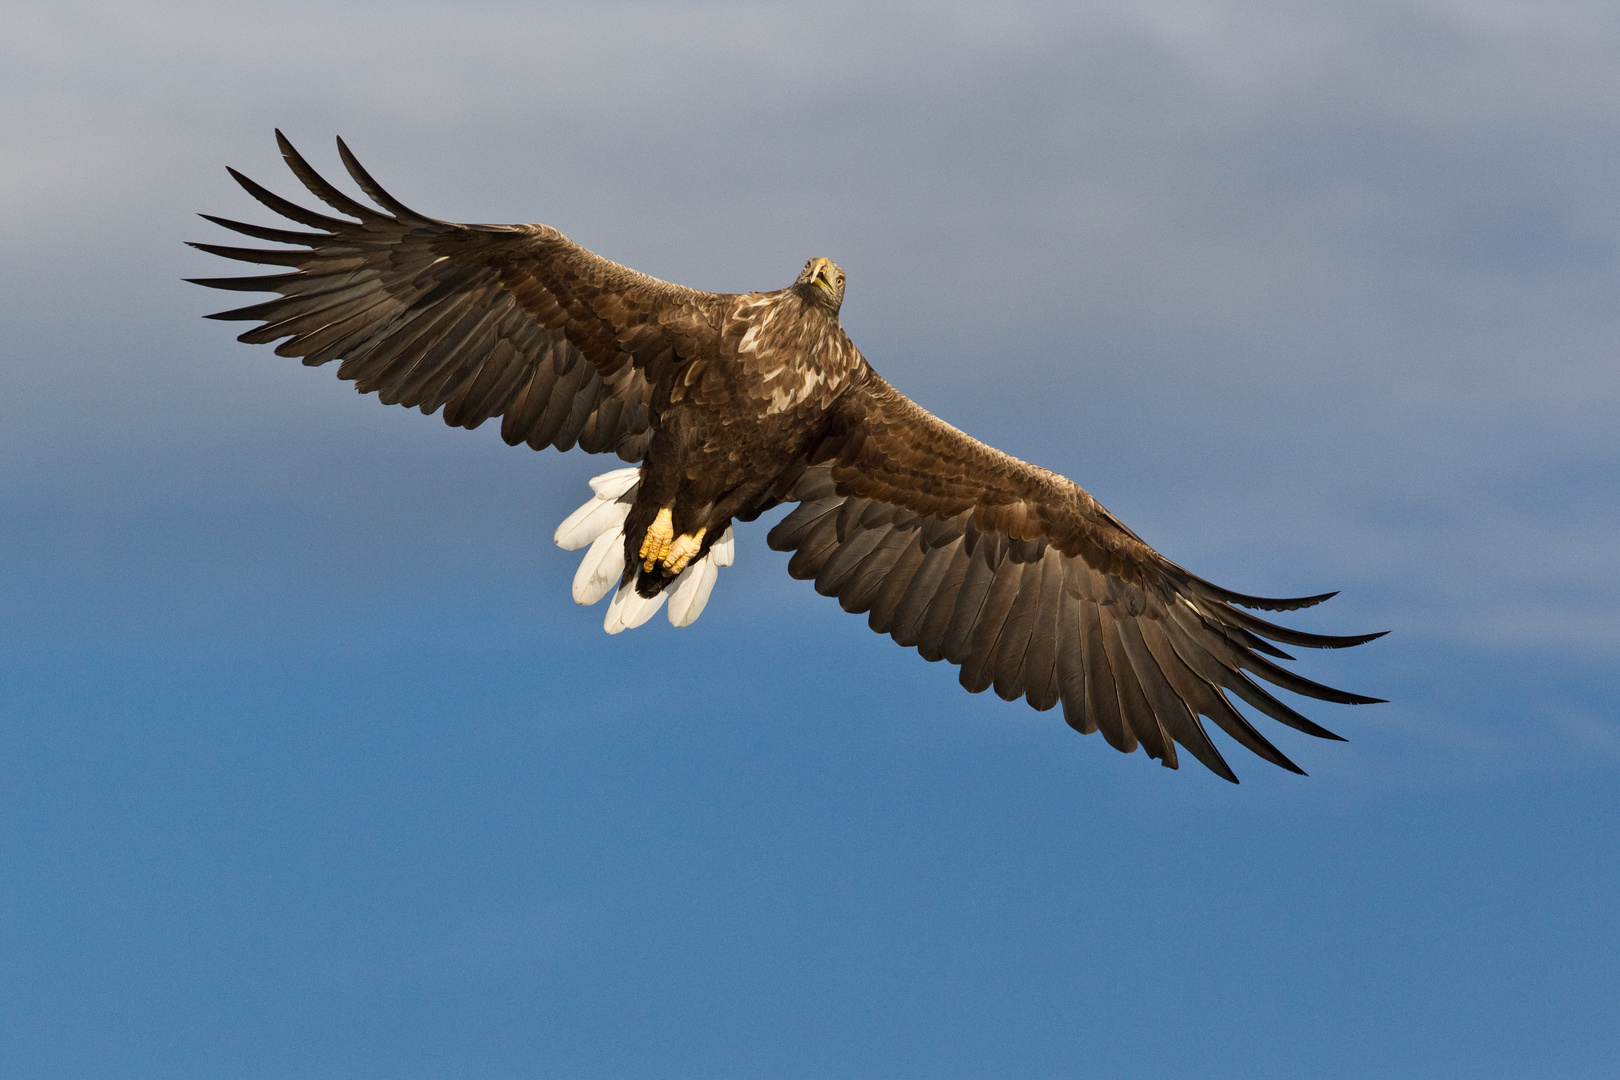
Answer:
[
  {"left": 627, "top": 278, "right": 862, "bottom": 596},
  {"left": 191, "top": 133, "right": 1384, "bottom": 782}
]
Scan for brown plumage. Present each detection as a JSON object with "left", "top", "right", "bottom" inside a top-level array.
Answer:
[{"left": 190, "top": 132, "right": 1385, "bottom": 782}]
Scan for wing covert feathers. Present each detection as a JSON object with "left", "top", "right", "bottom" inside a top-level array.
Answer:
[
  {"left": 190, "top": 131, "right": 719, "bottom": 461},
  {"left": 773, "top": 372, "right": 1383, "bottom": 782}
]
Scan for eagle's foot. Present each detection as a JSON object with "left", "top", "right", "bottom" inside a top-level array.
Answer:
[
  {"left": 660, "top": 527, "right": 708, "bottom": 577},
  {"left": 640, "top": 507, "right": 675, "bottom": 572}
]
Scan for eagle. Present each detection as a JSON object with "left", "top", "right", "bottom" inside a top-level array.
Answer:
[{"left": 190, "top": 132, "right": 1384, "bottom": 782}]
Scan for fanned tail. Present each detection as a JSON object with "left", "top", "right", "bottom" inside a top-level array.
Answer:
[{"left": 554, "top": 469, "right": 735, "bottom": 633}]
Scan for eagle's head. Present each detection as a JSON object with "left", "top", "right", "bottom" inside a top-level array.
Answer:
[{"left": 795, "top": 257, "right": 845, "bottom": 312}]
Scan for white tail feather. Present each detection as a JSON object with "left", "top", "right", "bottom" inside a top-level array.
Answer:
[
  {"left": 667, "top": 525, "right": 733, "bottom": 627},
  {"left": 604, "top": 579, "right": 667, "bottom": 634},
  {"left": 554, "top": 467, "right": 638, "bottom": 550},
  {"left": 558, "top": 469, "right": 736, "bottom": 632},
  {"left": 554, "top": 494, "right": 632, "bottom": 551},
  {"left": 572, "top": 525, "right": 626, "bottom": 605},
  {"left": 712, "top": 528, "right": 735, "bottom": 567},
  {"left": 588, "top": 466, "right": 641, "bottom": 499}
]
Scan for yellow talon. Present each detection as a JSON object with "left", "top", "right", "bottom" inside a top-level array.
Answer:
[
  {"left": 639, "top": 508, "right": 706, "bottom": 576},
  {"left": 640, "top": 507, "right": 674, "bottom": 572},
  {"left": 661, "top": 527, "right": 707, "bottom": 576}
]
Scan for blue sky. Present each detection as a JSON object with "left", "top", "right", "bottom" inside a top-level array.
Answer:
[{"left": 2, "top": 1, "right": 1617, "bottom": 1076}]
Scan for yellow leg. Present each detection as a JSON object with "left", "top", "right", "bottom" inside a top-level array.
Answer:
[
  {"left": 640, "top": 507, "right": 674, "bottom": 572},
  {"left": 661, "top": 527, "right": 708, "bottom": 576}
]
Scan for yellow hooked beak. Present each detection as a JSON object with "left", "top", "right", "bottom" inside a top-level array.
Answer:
[{"left": 809, "top": 258, "right": 837, "bottom": 295}]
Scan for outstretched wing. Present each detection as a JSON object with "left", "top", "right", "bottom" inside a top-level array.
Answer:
[
  {"left": 189, "top": 131, "right": 719, "bottom": 460},
  {"left": 768, "top": 368, "right": 1384, "bottom": 781}
]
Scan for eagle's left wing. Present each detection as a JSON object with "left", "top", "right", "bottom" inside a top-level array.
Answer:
[
  {"left": 768, "top": 367, "right": 1383, "bottom": 781},
  {"left": 188, "top": 132, "right": 720, "bottom": 462}
]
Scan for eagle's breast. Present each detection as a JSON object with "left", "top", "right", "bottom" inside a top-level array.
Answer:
[{"left": 720, "top": 290, "right": 858, "bottom": 416}]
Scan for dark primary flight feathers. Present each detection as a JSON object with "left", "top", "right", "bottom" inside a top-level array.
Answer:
[{"left": 190, "top": 132, "right": 1384, "bottom": 783}]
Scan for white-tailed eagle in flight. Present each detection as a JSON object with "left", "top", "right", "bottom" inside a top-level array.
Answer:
[{"left": 190, "top": 132, "right": 1384, "bottom": 782}]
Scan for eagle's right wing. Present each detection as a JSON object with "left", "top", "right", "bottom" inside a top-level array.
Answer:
[
  {"left": 189, "top": 131, "right": 718, "bottom": 461},
  {"left": 768, "top": 367, "right": 1384, "bottom": 782}
]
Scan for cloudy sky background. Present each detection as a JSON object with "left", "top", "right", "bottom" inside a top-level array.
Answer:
[{"left": 2, "top": 1, "right": 1617, "bottom": 1076}]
